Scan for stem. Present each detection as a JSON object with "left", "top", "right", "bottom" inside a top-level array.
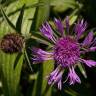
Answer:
[{"left": 25, "top": 50, "right": 33, "bottom": 72}]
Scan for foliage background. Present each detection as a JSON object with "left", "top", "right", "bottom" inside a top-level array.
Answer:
[{"left": 0, "top": 0, "right": 96, "bottom": 96}]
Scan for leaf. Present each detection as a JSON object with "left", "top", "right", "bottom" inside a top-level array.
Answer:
[
  {"left": 16, "top": 4, "right": 25, "bottom": 33},
  {"left": 32, "top": 60, "right": 54, "bottom": 96},
  {"left": 64, "top": 88, "right": 79, "bottom": 96},
  {"left": 70, "top": 15, "right": 78, "bottom": 25},
  {"left": 0, "top": 51, "right": 24, "bottom": 96},
  {"left": 31, "top": 32, "right": 53, "bottom": 47},
  {"left": 42, "top": 60, "right": 54, "bottom": 96},
  {"left": 30, "top": 0, "right": 50, "bottom": 31},
  {"left": 50, "top": 0, "right": 77, "bottom": 12},
  {"left": 77, "top": 63, "right": 87, "bottom": 78},
  {"left": 0, "top": 0, "right": 38, "bottom": 37},
  {"left": 25, "top": 50, "right": 33, "bottom": 72},
  {"left": 0, "top": 6, "right": 16, "bottom": 31}
]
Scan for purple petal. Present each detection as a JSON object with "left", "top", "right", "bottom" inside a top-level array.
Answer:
[
  {"left": 82, "top": 32, "right": 93, "bottom": 46},
  {"left": 48, "top": 67, "right": 60, "bottom": 84},
  {"left": 58, "top": 79, "right": 62, "bottom": 90},
  {"left": 75, "top": 19, "right": 87, "bottom": 39},
  {"left": 40, "top": 22, "right": 56, "bottom": 42},
  {"left": 81, "top": 59, "right": 96, "bottom": 67},
  {"left": 68, "top": 67, "right": 81, "bottom": 85},
  {"left": 89, "top": 46, "right": 96, "bottom": 51},
  {"left": 32, "top": 47, "right": 53, "bottom": 55},
  {"left": 65, "top": 16, "right": 70, "bottom": 33},
  {"left": 90, "top": 37, "right": 96, "bottom": 47},
  {"left": 47, "top": 66, "right": 63, "bottom": 90},
  {"left": 32, "top": 47, "right": 53, "bottom": 63},
  {"left": 54, "top": 18, "right": 64, "bottom": 35}
]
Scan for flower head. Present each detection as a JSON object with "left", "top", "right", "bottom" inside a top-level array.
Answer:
[
  {"left": 0, "top": 33, "right": 24, "bottom": 53},
  {"left": 32, "top": 17, "right": 96, "bottom": 90},
  {"left": 54, "top": 37, "right": 80, "bottom": 67}
]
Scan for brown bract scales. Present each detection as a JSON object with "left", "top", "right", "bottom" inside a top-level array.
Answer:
[{"left": 0, "top": 33, "right": 24, "bottom": 53}]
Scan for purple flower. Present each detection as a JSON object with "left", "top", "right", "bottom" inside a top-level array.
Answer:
[{"left": 32, "top": 17, "right": 96, "bottom": 90}]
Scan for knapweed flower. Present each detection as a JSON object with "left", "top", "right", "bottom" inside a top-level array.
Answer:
[
  {"left": 0, "top": 33, "right": 24, "bottom": 53},
  {"left": 32, "top": 16, "right": 96, "bottom": 90}
]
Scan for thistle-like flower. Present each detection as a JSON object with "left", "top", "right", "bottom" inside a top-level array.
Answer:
[
  {"left": 0, "top": 33, "right": 24, "bottom": 53},
  {"left": 32, "top": 17, "right": 96, "bottom": 90}
]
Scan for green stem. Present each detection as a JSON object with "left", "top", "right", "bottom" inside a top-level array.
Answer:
[{"left": 25, "top": 50, "right": 33, "bottom": 72}]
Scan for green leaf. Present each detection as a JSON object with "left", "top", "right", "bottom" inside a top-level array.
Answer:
[
  {"left": 25, "top": 50, "right": 33, "bottom": 72},
  {"left": 0, "top": 51, "right": 24, "bottom": 96},
  {"left": 50, "top": 0, "right": 77, "bottom": 12},
  {"left": 64, "top": 88, "right": 79, "bottom": 96},
  {"left": 0, "top": 0, "right": 38, "bottom": 37},
  {"left": 31, "top": 32, "right": 53, "bottom": 47},
  {"left": 70, "top": 15, "right": 78, "bottom": 25},
  {"left": 32, "top": 60, "right": 54, "bottom": 96},
  {"left": 16, "top": 4, "right": 25, "bottom": 33},
  {"left": 42, "top": 60, "right": 54, "bottom": 96},
  {"left": 0, "top": 6, "right": 16, "bottom": 31},
  {"left": 30, "top": 0, "right": 50, "bottom": 31},
  {"left": 77, "top": 63, "right": 87, "bottom": 78}
]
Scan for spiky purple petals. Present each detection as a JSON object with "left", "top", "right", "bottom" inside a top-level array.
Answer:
[
  {"left": 40, "top": 22, "right": 56, "bottom": 43},
  {"left": 54, "top": 18, "right": 64, "bottom": 35},
  {"left": 89, "top": 47, "right": 96, "bottom": 51},
  {"left": 32, "top": 47, "right": 53, "bottom": 63},
  {"left": 81, "top": 59, "right": 96, "bottom": 67},
  {"left": 75, "top": 19, "right": 87, "bottom": 39},
  {"left": 32, "top": 16, "right": 96, "bottom": 90},
  {"left": 47, "top": 66, "right": 63, "bottom": 90},
  {"left": 65, "top": 16, "right": 70, "bottom": 33},
  {"left": 82, "top": 32, "right": 93, "bottom": 47},
  {"left": 68, "top": 67, "right": 81, "bottom": 85}
]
